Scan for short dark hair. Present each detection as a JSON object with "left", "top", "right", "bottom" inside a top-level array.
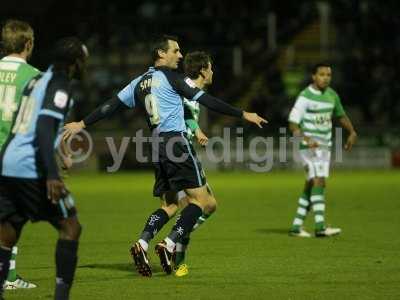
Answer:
[
  {"left": 150, "top": 34, "right": 178, "bottom": 63},
  {"left": 52, "top": 36, "right": 87, "bottom": 69},
  {"left": 184, "top": 51, "right": 212, "bottom": 80},
  {"left": 311, "top": 62, "right": 331, "bottom": 74},
  {"left": 1, "top": 19, "right": 33, "bottom": 55}
]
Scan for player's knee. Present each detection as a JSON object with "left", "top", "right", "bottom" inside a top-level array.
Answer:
[
  {"left": 161, "top": 203, "right": 178, "bottom": 218},
  {"left": 205, "top": 196, "right": 217, "bottom": 214},
  {"left": 0, "top": 222, "right": 18, "bottom": 248},
  {"left": 178, "top": 196, "right": 190, "bottom": 209},
  {"left": 162, "top": 191, "right": 178, "bottom": 205},
  {"left": 311, "top": 177, "right": 325, "bottom": 187},
  {"left": 59, "top": 218, "right": 82, "bottom": 241},
  {"left": 73, "top": 221, "right": 83, "bottom": 239}
]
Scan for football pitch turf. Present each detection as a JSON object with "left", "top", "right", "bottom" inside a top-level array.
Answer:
[{"left": 6, "top": 170, "right": 400, "bottom": 300}]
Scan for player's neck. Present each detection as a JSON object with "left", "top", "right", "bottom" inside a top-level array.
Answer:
[
  {"left": 311, "top": 83, "right": 326, "bottom": 93},
  {"left": 6, "top": 52, "right": 28, "bottom": 62},
  {"left": 154, "top": 60, "right": 172, "bottom": 69}
]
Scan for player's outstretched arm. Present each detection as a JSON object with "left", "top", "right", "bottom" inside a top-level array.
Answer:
[
  {"left": 196, "top": 93, "right": 268, "bottom": 128},
  {"left": 242, "top": 112, "right": 268, "bottom": 128},
  {"left": 63, "top": 96, "right": 129, "bottom": 140},
  {"left": 63, "top": 120, "right": 85, "bottom": 140},
  {"left": 338, "top": 116, "right": 357, "bottom": 151}
]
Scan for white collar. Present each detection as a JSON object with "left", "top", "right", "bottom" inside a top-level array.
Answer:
[
  {"left": 308, "top": 85, "right": 322, "bottom": 95},
  {"left": 1, "top": 56, "right": 27, "bottom": 63}
]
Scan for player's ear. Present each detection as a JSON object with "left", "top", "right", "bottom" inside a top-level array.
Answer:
[
  {"left": 25, "top": 38, "right": 33, "bottom": 53},
  {"left": 158, "top": 49, "right": 166, "bottom": 59},
  {"left": 72, "top": 58, "right": 86, "bottom": 80}
]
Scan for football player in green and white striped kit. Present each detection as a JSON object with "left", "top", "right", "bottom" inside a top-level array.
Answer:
[
  {"left": 288, "top": 62, "right": 357, "bottom": 237},
  {"left": 174, "top": 51, "right": 216, "bottom": 276},
  {"left": 0, "top": 19, "right": 39, "bottom": 289}
]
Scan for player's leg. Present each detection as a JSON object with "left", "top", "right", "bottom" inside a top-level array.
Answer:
[
  {"left": 308, "top": 149, "right": 340, "bottom": 237},
  {"left": 193, "top": 184, "right": 216, "bottom": 231},
  {"left": 51, "top": 193, "right": 81, "bottom": 300},
  {"left": 137, "top": 191, "right": 178, "bottom": 253},
  {"left": 289, "top": 180, "right": 312, "bottom": 237},
  {"left": 175, "top": 184, "right": 216, "bottom": 272},
  {"left": 310, "top": 176, "right": 327, "bottom": 232},
  {"left": 157, "top": 185, "right": 213, "bottom": 274},
  {"left": 0, "top": 177, "right": 27, "bottom": 297},
  {"left": 155, "top": 132, "right": 210, "bottom": 274},
  {"left": 130, "top": 159, "right": 179, "bottom": 277},
  {"left": 131, "top": 191, "right": 178, "bottom": 277},
  {"left": 4, "top": 246, "right": 37, "bottom": 289},
  {"left": 311, "top": 177, "right": 341, "bottom": 237},
  {"left": 0, "top": 222, "right": 19, "bottom": 297}
]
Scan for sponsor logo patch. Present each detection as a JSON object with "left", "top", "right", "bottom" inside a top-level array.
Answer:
[
  {"left": 184, "top": 77, "right": 196, "bottom": 88},
  {"left": 54, "top": 90, "right": 68, "bottom": 109}
]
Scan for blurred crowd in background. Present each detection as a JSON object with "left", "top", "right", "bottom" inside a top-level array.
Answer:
[{"left": 2, "top": 0, "right": 400, "bottom": 168}]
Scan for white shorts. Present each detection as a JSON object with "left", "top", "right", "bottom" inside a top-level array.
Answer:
[
  {"left": 299, "top": 148, "right": 331, "bottom": 179},
  {"left": 177, "top": 190, "right": 188, "bottom": 201},
  {"left": 177, "top": 183, "right": 213, "bottom": 201}
]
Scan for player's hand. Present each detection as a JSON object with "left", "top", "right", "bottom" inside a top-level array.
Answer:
[
  {"left": 46, "top": 179, "right": 66, "bottom": 204},
  {"left": 242, "top": 112, "right": 268, "bottom": 128},
  {"left": 58, "top": 139, "right": 73, "bottom": 170},
  {"left": 304, "top": 137, "right": 319, "bottom": 149},
  {"left": 344, "top": 131, "right": 357, "bottom": 151},
  {"left": 63, "top": 121, "right": 85, "bottom": 141},
  {"left": 61, "top": 155, "right": 73, "bottom": 170},
  {"left": 195, "top": 128, "right": 208, "bottom": 146}
]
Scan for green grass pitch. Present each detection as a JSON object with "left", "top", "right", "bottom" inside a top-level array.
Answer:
[{"left": 6, "top": 170, "right": 400, "bottom": 300}]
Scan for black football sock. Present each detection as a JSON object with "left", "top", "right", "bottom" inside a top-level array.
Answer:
[
  {"left": 55, "top": 239, "right": 78, "bottom": 300},
  {"left": 167, "top": 203, "right": 202, "bottom": 244},
  {"left": 139, "top": 208, "right": 170, "bottom": 246},
  {"left": 0, "top": 247, "right": 12, "bottom": 293}
]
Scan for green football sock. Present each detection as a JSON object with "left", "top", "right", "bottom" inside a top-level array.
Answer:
[
  {"left": 192, "top": 213, "right": 212, "bottom": 231},
  {"left": 175, "top": 213, "right": 213, "bottom": 267},
  {"left": 310, "top": 186, "right": 326, "bottom": 231},
  {"left": 6, "top": 246, "right": 18, "bottom": 282},
  {"left": 291, "top": 192, "right": 310, "bottom": 232},
  {"left": 175, "top": 237, "right": 190, "bottom": 266}
]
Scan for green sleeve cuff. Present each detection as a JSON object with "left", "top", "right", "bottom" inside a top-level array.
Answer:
[
  {"left": 186, "top": 119, "right": 200, "bottom": 131},
  {"left": 335, "top": 111, "right": 347, "bottom": 118}
]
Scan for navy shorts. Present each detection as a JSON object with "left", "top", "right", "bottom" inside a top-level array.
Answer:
[{"left": 152, "top": 132, "right": 206, "bottom": 197}]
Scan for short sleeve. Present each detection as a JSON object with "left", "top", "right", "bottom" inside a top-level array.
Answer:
[
  {"left": 117, "top": 77, "right": 141, "bottom": 108},
  {"left": 333, "top": 94, "right": 346, "bottom": 117},
  {"left": 39, "top": 77, "right": 70, "bottom": 120},
  {"left": 288, "top": 96, "right": 308, "bottom": 124}
]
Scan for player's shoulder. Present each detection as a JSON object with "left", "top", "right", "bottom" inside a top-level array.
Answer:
[
  {"left": 155, "top": 66, "right": 178, "bottom": 75},
  {"left": 298, "top": 86, "right": 313, "bottom": 99},
  {"left": 44, "top": 72, "right": 71, "bottom": 111},
  {"left": 24, "top": 63, "right": 40, "bottom": 73},
  {"left": 155, "top": 66, "right": 183, "bottom": 81},
  {"left": 48, "top": 71, "right": 70, "bottom": 91},
  {"left": 16, "top": 62, "right": 40, "bottom": 76},
  {"left": 326, "top": 87, "right": 339, "bottom": 98}
]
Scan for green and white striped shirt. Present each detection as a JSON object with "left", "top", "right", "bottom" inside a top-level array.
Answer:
[
  {"left": 0, "top": 56, "right": 40, "bottom": 148},
  {"left": 288, "top": 85, "right": 346, "bottom": 148},
  {"left": 183, "top": 98, "right": 200, "bottom": 141}
]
